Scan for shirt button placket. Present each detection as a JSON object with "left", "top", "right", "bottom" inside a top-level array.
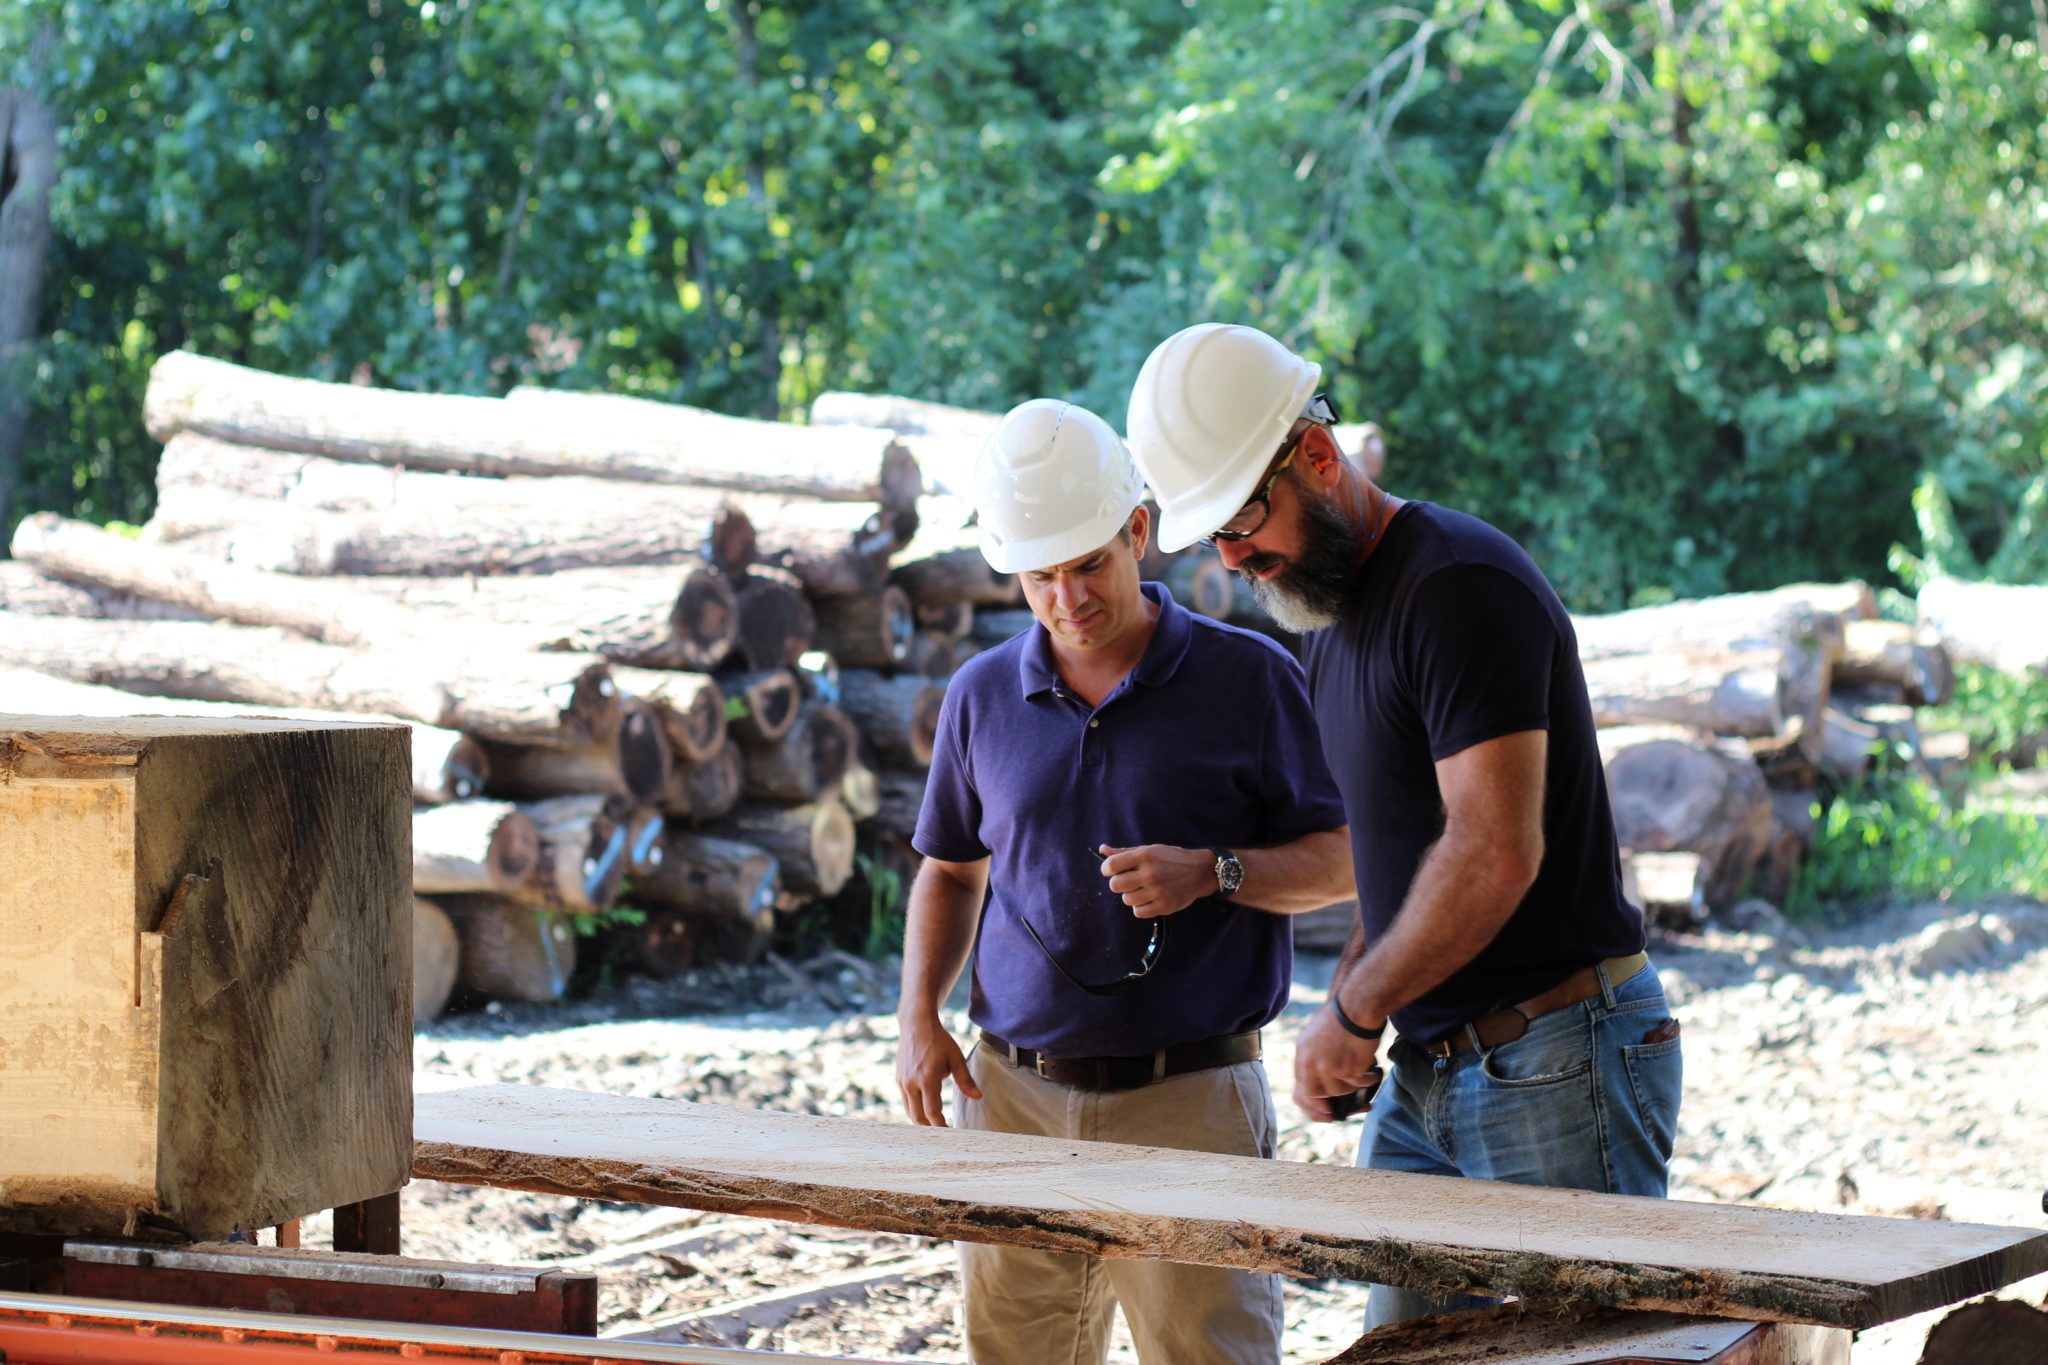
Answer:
[{"left": 1082, "top": 710, "right": 1106, "bottom": 773}]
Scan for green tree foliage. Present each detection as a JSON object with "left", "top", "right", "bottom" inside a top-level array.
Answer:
[{"left": 3, "top": 0, "right": 2045, "bottom": 608}]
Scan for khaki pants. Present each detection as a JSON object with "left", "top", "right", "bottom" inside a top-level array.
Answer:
[{"left": 953, "top": 1038, "right": 1285, "bottom": 1365}]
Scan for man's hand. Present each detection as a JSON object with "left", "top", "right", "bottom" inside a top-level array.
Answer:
[
  {"left": 1099, "top": 843, "right": 1218, "bottom": 919},
  {"left": 896, "top": 1012, "right": 982, "bottom": 1127},
  {"left": 1293, "top": 1003, "right": 1385, "bottom": 1123}
]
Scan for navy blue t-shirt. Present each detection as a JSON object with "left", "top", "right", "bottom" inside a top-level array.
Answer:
[
  {"left": 1302, "top": 504, "right": 1644, "bottom": 1044},
  {"left": 915, "top": 582, "right": 1347, "bottom": 1057}
]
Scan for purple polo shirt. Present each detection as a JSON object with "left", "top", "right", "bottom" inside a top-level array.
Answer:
[{"left": 914, "top": 582, "right": 1346, "bottom": 1057}]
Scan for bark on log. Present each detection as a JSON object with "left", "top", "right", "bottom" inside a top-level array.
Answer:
[
  {"left": 1835, "top": 619, "right": 1953, "bottom": 707},
  {"left": 1322, "top": 1305, "right": 1843, "bottom": 1365},
  {"left": 1599, "top": 725, "right": 1775, "bottom": 912},
  {"left": 906, "top": 631, "right": 958, "bottom": 679},
  {"left": 864, "top": 770, "right": 927, "bottom": 841},
  {"left": 732, "top": 567, "right": 816, "bottom": 671},
  {"left": 437, "top": 896, "right": 578, "bottom": 1004},
  {"left": 609, "top": 666, "right": 727, "bottom": 765},
  {"left": 412, "top": 801, "right": 542, "bottom": 896},
  {"left": 521, "top": 794, "right": 630, "bottom": 914},
  {"left": 0, "top": 665, "right": 487, "bottom": 804},
  {"left": 723, "top": 668, "right": 802, "bottom": 745},
  {"left": 741, "top": 704, "right": 857, "bottom": 803},
  {"left": 0, "top": 83, "right": 58, "bottom": 538},
  {"left": 630, "top": 831, "right": 779, "bottom": 937},
  {"left": 706, "top": 801, "right": 856, "bottom": 898},
  {"left": 1917, "top": 577, "right": 2048, "bottom": 678},
  {"left": 1163, "top": 552, "right": 1235, "bottom": 620},
  {"left": 913, "top": 598, "right": 975, "bottom": 640},
  {"left": 663, "top": 745, "right": 744, "bottom": 823},
  {"left": 143, "top": 351, "right": 918, "bottom": 509},
  {"left": 0, "top": 612, "right": 616, "bottom": 745},
  {"left": 478, "top": 701, "right": 672, "bottom": 805},
  {"left": 812, "top": 585, "right": 913, "bottom": 669},
  {"left": 1572, "top": 585, "right": 1868, "bottom": 661},
  {"left": 412, "top": 897, "right": 461, "bottom": 1024},
  {"left": 836, "top": 670, "right": 945, "bottom": 768},
  {"left": 892, "top": 546, "right": 1020, "bottom": 609},
  {"left": 0, "top": 561, "right": 205, "bottom": 620},
  {"left": 1917, "top": 1298, "right": 2048, "bottom": 1365},
  {"left": 152, "top": 437, "right": 897, "bottom": 593},
  {"left": 1582, "top": 648, "right": 1795, "bottom": 738}
]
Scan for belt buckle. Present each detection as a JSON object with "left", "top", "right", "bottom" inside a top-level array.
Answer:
[{"left": 1032, "top": 1052, "right": 1055, "bottom": 1081}]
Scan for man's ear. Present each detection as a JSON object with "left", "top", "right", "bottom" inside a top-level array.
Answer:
[
  {"left": 1297, "top": 424, "right": 1347, "bottom": 487},
  {"left": 1126, "top": 503, "right": 1151, "bottom": 560}
]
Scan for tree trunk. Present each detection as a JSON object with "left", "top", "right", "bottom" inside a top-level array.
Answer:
[
  {"left": 0, "top": 85, "right": 58, "bottom": 540},
  {"left": 412, "top": 897, "right": 461, "bottom": 1024},
  {"left": 811, "top": 390, "right": 1001, "bottom": 440},
  {"left": 1163, "top": 552, "right": 1234, "bottom": 620},
  {"left": 143, "top": 351, "right": 919, "bottom": 510},
  {"left": 630, "top": 830, "right": 779, "bottom": 934},
  {"left": 864, "top": 770, "right": 928, "bottom": 841},
  {"left": 663, "top": 745, "right": 744, "bottom": 823},
  {"left": 706, "top": 801, "right": 856, "bottom": 898},
  {"left": 412, "top": 801, "right": 542, "bottom": 896},
  {"left": 0, "top": 664, "right": 488, "bottom": 803},
  {"left": 812, "top": 585, "right": 913, "bottom": 669},
  {"left": 520, "top": 794, "right": 630, "bottom": 914},
  {"left": 732, "top": 566, "right": 816, "bottom": 671},
  {"left": 723, "top": 668, "right": 802, "bottom": 745},
  {"left": 438, "top": 895, "right": 578, "bottom": 1004},
  {"left": 1599, "top": 725, "right": 1775, "bottom": 913},
  {"left": 610, "top": 666, "right": 727, "bottom": 764},
  {"left": 1582, "top": 648, "right": 1798, "bottom": 738},
  {"left": 0, "top": 611, "right": 617, "bottom": 745},
  {"left": 1835, "top": 618, "right": 1953, "bottom": 707},
  {"left": 837, "top": 670, "right": 945, "bottom": 768},
  {"left": 1917, "top": 577, "right": 2048, "bottom": 679},
  {"left": 1573, "top": 585, "right": 1869, "bottom": 661},
  {"left": 0, "top": 561, "right": 206, "bottom": 620},
  {"left": 740, "top": 704, "right": 857, "bottom": 802},
  {"left": 478, "top": 701, "right": 672, "bottom": 805}
]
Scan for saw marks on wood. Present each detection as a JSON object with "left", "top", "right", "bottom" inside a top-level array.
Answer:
[{"left": 413, "top": 1084, "right": 2048, "bottom": 1330}]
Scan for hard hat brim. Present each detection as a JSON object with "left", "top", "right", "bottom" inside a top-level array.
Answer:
[{"left": 978, "top": 502, "right": 1141, "bottom": 575}]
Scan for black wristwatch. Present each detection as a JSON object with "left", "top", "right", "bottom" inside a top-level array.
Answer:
[{"left": 1210, "top": 847, "right": 1244, "bottom": 900}]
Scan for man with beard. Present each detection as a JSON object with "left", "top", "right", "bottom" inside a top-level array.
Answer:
[
  {"left": 896, "top": 397, "right": 1352, "bottom": 1363},
  {"left": 1124, "top": 323, "right": 1684, "bottom": 1330}
]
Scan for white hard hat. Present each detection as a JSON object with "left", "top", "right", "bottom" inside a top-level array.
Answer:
[
  {"left": 973, "top": 399, "right": 1145, "bottom": 574},
  {"left": 1126, "top": 323, "right": 1322, "bottom": 552}
]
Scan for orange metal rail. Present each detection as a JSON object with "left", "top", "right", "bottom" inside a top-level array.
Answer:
[{"left": 0, "top": 1293, "right": 896, "bottom": 1365}]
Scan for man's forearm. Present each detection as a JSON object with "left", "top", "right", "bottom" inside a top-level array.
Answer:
[
  {"left": 898, "top": 861, "right": 986, "bottom": 1019},
  {"left": 1334, "top": 829, "right": 1533, "bottom": 1028},
  {"left": 1237, "top": 827, "right": 1354, "bottom": 914}
]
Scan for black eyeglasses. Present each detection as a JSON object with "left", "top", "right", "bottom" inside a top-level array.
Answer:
[
  {"left": 1017, "top": 845, "right": 1165, "bottom": 996},
  {"left": 1200, "top": 392, "right": 1342, "bottom": 547}
]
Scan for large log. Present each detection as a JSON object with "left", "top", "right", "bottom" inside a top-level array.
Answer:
[
  {"left": 0, "top": 716, "right": 411, "bottom": 1240},
  {"left": 663, "top": 745, "right": 744, "bottom": 823},
  {"left": 1834, "top": 619, "right": 1952, "bottom": 708},
  {"left": 1599, "top": 726, "right": 1775, "bottom": 912},
  {"left": 707, "top": 801, "right": 855, "bottom": 898},
  {"left": 152, "top": 437, "right": 898, "bottom": 594},
  {"left": 864, "top": 769, "right": 927, "bottom": 841},
  {"left": 608, "top": 667, "right": 727, "bottom": 765},
  {"left": 478, "top": 701, "right": 672, "bottom": 805},
  {"left": 740, "top": 704, "right": 857, "bottom": 803},
  {"left": 971, "top": 608, "right": 1039, "bottom": 649},
  {"left": 888, "top": 494, "right": 1019, "bottom": 608},
  {"left": 411, "top": 801, "right": 542, "bottom": 896},
  {"left": 811, "top": 394, "right": 997, "bottom": 498},
  {"left": 722, "top": 668, "right": 802, "bottom": 746},
  {"left": 905, "top": 630, "right": 960, "bottom": 679},
  {"left": 0, "top": 666, "right": 487, "bottom": 804},
  {"left": 521, "top": 794, "right": 630, "bottom": 914},
  {"left": 731, "top": 566, "right": 816, "bottom": 671},
  {"left": 0, "top": 560, "right": 204, "bottom": 620},
  {"left": 0, "top": 613, "right": 617, "bottom": 746},
  {"left": 1323, "top": 1305, "right": 1843, "bottom": 1364},
  {"left": 1163, "top": 552, "right": 1235, "bottom": 620},
  {"left": 436, "top": 896, "right": 578, "bottom": 1004},
  {"left": 143, "top": 352, "right": 918, "bottom": 510},
  {"left": 836, "top": 670, "right": 945, "bottom": 768},
  {"left": 412, "top": 897, "right": 461, "bottom": 1024},
  {"left": 1572, "top": 585, "right": 1870, "bottom": 661},
  {"left": 1917, "top": 577, "right": 2048, "bottom": 678},
  {"left": 630, "top": 831, "right": 779, "bottom": 935},
  {"left": 1582, "top": 648, "right": 1800, "bottom": 739},
  {"left": 413, "top": 1084, "right": 2048, "bottom": 1329},
  {"left": 812, "top": 585, "right": 914, "bottom": 670}
]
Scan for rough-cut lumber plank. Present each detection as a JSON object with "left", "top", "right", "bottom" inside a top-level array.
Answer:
[
  {"left": 731, "top": 567, "right": 816, "bottom": 671},
  {"left": 811, "top": 585, "right": 913, "bottom": 669},
  {"left": 478, "top": 701, "right": 672, "bottom": 805},
  {"left": 739, "top": 704, "right": 857, "bottom": 803},
  {"left": 144, "top": 352, "right": 918, "bottom": 509},
  {"left": 664, "top": 746, "right": 745, "bottom": 824},
  {"left": 413, "top": 898, "right": 461, "bottom": 1024},
  {"left": 0, "top": 613, "right": 616, "bottom": 746},
  {"left": 1599, "top": 726, "right": 1775, "bottom": 912},
  {"left": 1582, "top": 649, "right": 1792, "bottom": 738},
  {"left": 706, "top": 801, "right": 854, "bottom": 898},
  {"left": 412, "top": 1085, "right": 2048, "bottom": 1330},
  {"left": 0, "top": 560, "right": 204, "bottom": 620},
  {"left": 836, "top": 671, "right": 944, "bottom": 768},
  {"left": 411, "top": 801, "right": 541, "bottom": 896},
  {"left": 437, "top": 896, "right": 577, "bottom": 1004},
  {"left": 0, "top": 666, "right": 487, "bottom": 804},
  {"left": 1, "top": 716, "right": 411, "bottom": 1240},
  {"left": 1323, "top": 1304, "right": 1846, "bottom": 1364},
  {"left": 1917, "top": 576, "right": 2048, "bottom": 678}
]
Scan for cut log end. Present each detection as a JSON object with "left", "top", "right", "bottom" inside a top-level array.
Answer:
[{"left": 671, "top": 569, "right": 740, "bottom": 671}]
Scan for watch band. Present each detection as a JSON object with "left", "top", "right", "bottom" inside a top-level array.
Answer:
[
  {"left": 1209, "top": 846, "right": 1242, "bottom": 899},
  {"left": 1330, "top": 994, "right": 1386, "bottom": 1041}
]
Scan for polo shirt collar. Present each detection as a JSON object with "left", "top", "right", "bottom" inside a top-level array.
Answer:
[{"left": 1017, "top": 581, "right": 1195, "bottom": 699}]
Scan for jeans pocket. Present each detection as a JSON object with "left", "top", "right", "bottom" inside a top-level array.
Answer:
[
  {"left": 1477, "top": 1020, "right": 1593, "bottom": 1088},
  {"left": 1622, "top": 1034, "right": 1684, "bottom": 1162}
]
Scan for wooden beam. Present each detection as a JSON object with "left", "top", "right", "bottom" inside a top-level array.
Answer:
[{"left": 413, "top": 1084, "right": 2048, "bottom": 1330}]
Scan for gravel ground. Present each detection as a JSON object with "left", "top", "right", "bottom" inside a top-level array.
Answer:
[{"left": 383, "top": 896, "right": 2048, "bottom": 1363}]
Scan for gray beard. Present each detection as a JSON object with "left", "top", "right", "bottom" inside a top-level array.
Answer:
[{"left": 1241, "top": 482, "right": 1366, "bottom": 633}]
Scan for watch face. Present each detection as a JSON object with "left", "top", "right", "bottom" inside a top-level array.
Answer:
[{"left": 1217, "top": 854, "right": 1243, "bottom": 895}]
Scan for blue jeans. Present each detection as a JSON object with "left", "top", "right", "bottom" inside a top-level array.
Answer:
[{"left": 1356, "top": 959, "right": 1683, "bottom": 1330}]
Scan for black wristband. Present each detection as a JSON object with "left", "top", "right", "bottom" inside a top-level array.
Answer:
[{"left": 1330, "top": 993, "right": 1385, "bottom": 1041}]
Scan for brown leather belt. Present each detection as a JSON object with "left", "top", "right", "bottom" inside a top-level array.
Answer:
[
  {"left": 1420, "top": 951, "right": 1650, "bottom": 1058},
  {"left": 981, "top": 1028, "right": 1261, "bottom": 1091}
]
